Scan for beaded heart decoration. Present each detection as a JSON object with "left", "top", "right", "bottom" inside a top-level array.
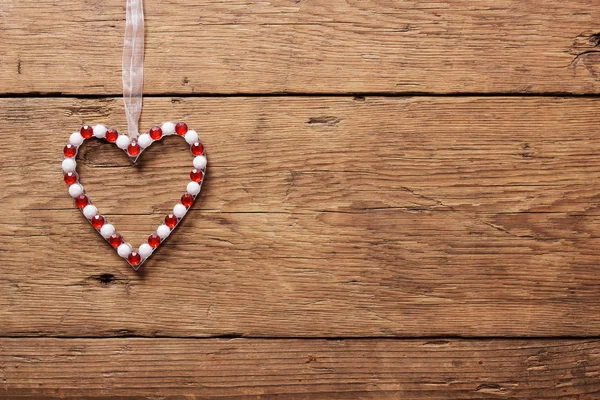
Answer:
[
  {"left": 61, "top": 122, "right": 207, "bottom": 269},
  {"left": 61, "top": 0, "right": 208, "bottom": 270}
]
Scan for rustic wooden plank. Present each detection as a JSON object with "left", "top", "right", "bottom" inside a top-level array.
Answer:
[
  {"left": 2, "top": 338, "right": 600, "bottom": 399},
  {"left": 3, "top": 96, "right": 600, "bottom": 337},
  {"left": 1, "top": 0, "right": 599, "bottom": 94}
]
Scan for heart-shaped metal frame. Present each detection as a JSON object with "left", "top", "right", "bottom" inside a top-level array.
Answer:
[{"left": 61, "top": 122, "right": 207, "bottom": 270}]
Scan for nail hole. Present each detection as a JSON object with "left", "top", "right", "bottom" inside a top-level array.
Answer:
[{"left": 96, "top": 273, "right": 116, "bottom": 287}]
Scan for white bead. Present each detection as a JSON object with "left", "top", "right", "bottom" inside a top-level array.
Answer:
[
  {"left": 116, "top": 135, "right": 130, "bottom": 150},
  {"left": 117, "top": 243, "right": 132, "bottom": 258},
  {"left": 100, "top": 224, "right": 115, "bottom": 238},
  {"left": 184, "top": 129, "right": 199, "bottom": 145},
  {"left": 137, "top": 133, "right": 152, "bottom": 148},
  {"left": 62, "top": 158, "right": 77, "bottom": 173},
  {"left": 186, "top": 181, "right": 201, "bottom": 196},
  {"left": 82, "top": 204, "right": 98, "bottom": 219},
  {"left": 193, "top": 155, "right": 207, "bottom": 170},
  {"left": 161, "top": 122, "right": 176, "bottom": 135},
  {"left": 173, "top": 203, "right": 187, "bottom": 218},
  {"left": 93, "top": 124, "right": 107, "bottom": 139},
  {"left": 156, "top": 224, "right": 171, "bottom": 239},
  {"left": 138, "top": 243, "right": 153, "bottom": 258},
  {"left": 68, "top": 183, "right": 84, "bottom": 198},
  {"left": 69, "top": 132, "right": 84, "bottom": 147}
]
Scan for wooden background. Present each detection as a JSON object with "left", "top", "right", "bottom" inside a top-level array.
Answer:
[{"left": 2, "top": 0, "right": 600, "bottom": 398}]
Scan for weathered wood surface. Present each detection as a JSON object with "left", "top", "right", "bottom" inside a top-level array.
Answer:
[
  {"left": 2, "top": 338, "right": 600, "bottom": 399},
  {"left": 3, "top": 0, "right": 600, "bottom": 397},
  {"left": 1, "top": 0, "right": 600, "bottom": 95},
  {"left": 3, "top": 96, "right": 600, "bottom": 337}
]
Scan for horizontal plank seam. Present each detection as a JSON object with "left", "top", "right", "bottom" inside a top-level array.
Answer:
[
  {"left": 2, "top": 335, "right": 600, "bottom": 340},
  {"left": 3, "top": 92, "right": 600, "bottom": 99}
]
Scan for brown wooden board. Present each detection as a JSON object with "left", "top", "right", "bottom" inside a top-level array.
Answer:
[
  {"left": 2, "top": 338, "right": 600, "bottom": 399},
  {"left": 1, "top": 0, "right": 599, "bottom": 95},
  {"left": 2, "top": 96, "right": 600, "bottom": 337},
  {"left": 4, "top": 0, "right": 600, "bottom": 396}
]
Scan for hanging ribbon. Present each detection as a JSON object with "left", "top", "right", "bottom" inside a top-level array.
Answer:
[{"left": 122, "top": 0, "right": 144, "bottom": 139}]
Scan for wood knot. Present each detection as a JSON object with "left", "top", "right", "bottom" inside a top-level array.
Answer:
[
  {"left": 306, "top": 116, "right": 341, "bottom": 126},
  {"left": 569, "top": 33, "right": 600, "bottom": 78}
]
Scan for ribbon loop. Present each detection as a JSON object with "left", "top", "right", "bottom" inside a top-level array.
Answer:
[{"left": 122, "top": 0, "right": 144, "bottom": 139}]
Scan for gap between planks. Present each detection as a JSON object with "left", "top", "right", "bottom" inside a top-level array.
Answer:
[
  {"left": 4, "top": 335, "right": 600, "bottom": 340},
  {"left": 3, "top": 93, "right": 600, "bottom": 99}
]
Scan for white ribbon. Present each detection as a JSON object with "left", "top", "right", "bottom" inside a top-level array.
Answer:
[{"left": 122, "top": 0, "right": 144, "bottom": 139}]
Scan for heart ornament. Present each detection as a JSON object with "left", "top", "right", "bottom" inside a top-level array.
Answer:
[{"left": 61, "top": 121, "right": 207, "bottom": 270}]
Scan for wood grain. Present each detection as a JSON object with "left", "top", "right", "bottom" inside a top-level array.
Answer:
[
  {"left": 2, "top": 338, "right": 600, "bottom": 399},
  {"left": 2, "top": 96, "right": 600, "bottom": 337},
  {"left": 4, "top": 0, "right": 600, "bottom": 396},
  {"left": 1, "top": 0, "right": 599, "bottom": 95}
]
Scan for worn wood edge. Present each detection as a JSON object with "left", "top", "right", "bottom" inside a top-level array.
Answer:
[
  {"left": 1, "top": 0, "right": 599, "bottom": 94},
  {"left": 1, "top": 338, "right": 599, "bottom": 399}
]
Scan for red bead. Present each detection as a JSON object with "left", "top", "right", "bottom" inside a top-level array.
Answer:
[
  {"left": 128, "top": 141, "right": 141, "bottom": 156},
  {"left": 149, "top": 126, "right": 163, "bottom": 140},
  {"left": 175, "top": 122, "right": 188, "bottom": 136},
  {"left": 80, "top": 125, "right": 93, "bottom": 139},
  {"left": 64, "top": 144, "right": 77, "bottom": 158},
  {"left": 191, "top": 142, "right": 204, "bottom": 156},
  {"left": 74, "top": 194, "right": 88, "bottom": 209},
  {"left": 148, "top": 234, "right": 161, "bottom": 248},
  {"left": 108, "top": 233, "right": 123, "bottom": 248},
  {"left": 64, "top": 172, "right": 78, "bottom": 185},
  {"left": 190, "top": 169, "right": 204, "bottom": 182},
  {"left": 106, "top": 129, "right": 119, "bottom": 143},
  {"left": 181, "top": 192, "right": 194, "bottom": 207},
  {"left": 128, "top": 252, "right": 141, "bottom": 266},
  {"left": 91, "top": 215, "right": 105, "bottom": 229},
  {"left": 165, "top": 214, "right": 178, "bottom": 228}
]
